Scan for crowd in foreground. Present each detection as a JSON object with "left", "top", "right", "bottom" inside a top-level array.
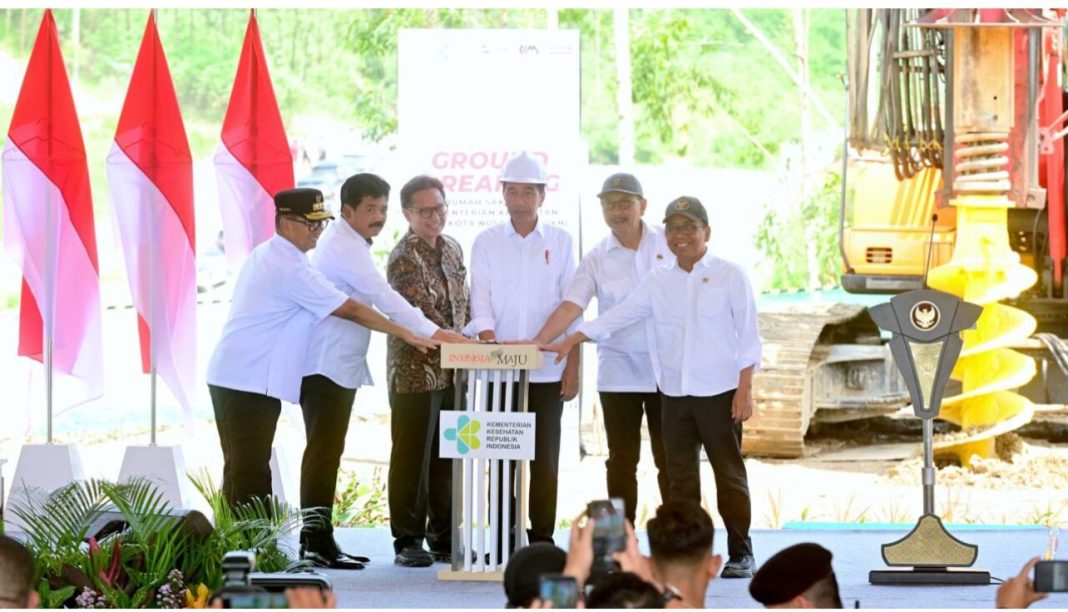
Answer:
[{"left": 0, "top": 503, "right": 1052, "bottom": 609}]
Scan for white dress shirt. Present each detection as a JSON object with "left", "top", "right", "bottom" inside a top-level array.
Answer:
[
  {"left": 207, "top": 235, "right": 348, "bottom": 403},
  {"left": 578, "top": 249, "right": 761, "bottom": 398},
  {"left": 563, "top": 222, "right": 669, "bottom": 392},
  {"left": 470, "top": 218, "right": 577, "bottom": 383},
  {"left": 304, "top": 220, "right": 439, "bottom": 389}
]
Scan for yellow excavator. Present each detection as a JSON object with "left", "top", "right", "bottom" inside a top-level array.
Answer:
[{"left": 745, "top": 9, "right": 1068, "bottom": 464}]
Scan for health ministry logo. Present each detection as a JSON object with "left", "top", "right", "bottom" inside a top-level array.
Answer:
[{"left": 444, "top": 415, "right": 481, "bottom": 454}]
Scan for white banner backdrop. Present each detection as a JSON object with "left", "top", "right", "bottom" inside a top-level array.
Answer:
[{"left": 397, "top": 29, "right": 585, "bottom": 258}]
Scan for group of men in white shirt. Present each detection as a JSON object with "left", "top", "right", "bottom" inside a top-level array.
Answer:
[{"left": 205, "top": 150, "right": 762, "bottom": 578}]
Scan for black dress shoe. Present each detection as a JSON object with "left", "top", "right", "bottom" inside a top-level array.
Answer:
[
  {"left": 301, "top": 548, "right": 366, "bottom": 570},
  {"left": 395, "top": 546, "right": 434, "bottom": 568},
  {"left": 300, "top": 533, "right": 370, "bottom": 569},
  {"left": 429, "top": 549, "right": 452, "bottom": 563},
  {"left": 720, "top": 554, "right": 755, "bottom": 578}
]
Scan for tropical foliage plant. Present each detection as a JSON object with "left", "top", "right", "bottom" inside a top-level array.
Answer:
[{"left": 6, "top": 473, "right": 308, "bottom": 608}]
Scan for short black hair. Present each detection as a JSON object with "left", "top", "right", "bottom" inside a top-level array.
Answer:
[
  {"left": 803, "top": 572, "right": 844, "bottom": 608},
  {"left": 340, "top": 173, "right": 390, "bottom": 209},
  {"left": 0, "top": 535, "right": 35, "bottom": 606},
  {"left": 586, "top": 572, "right": 665, "bottom": 609},
  {"left": 400, "top": 175, "right": 446, "bottom": 209},
  {"left": 503, "top": 543, "right": 567, "bottom": 608},
  {"left": 647, "top": 500, "right": 715, "bottom": 566}
]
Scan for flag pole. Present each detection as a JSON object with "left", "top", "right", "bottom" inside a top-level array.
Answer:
[
  {"left": 45, "top": 23, "right": 56, "bottom": 445},
  {"left": 149, "top": 7, "right": 159, "bottom": 446}
]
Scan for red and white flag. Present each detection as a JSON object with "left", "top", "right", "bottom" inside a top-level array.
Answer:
[
  {"left": 2, "top": 10, "right": 103, "bottom": 398},
  {"left": 214, "top": 10, "right": 292, "bottom": 270},
  {"left": 107, "top": 13, "right": 196, "bottom": 412}
]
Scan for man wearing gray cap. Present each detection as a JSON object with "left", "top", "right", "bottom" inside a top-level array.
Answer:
[
  {"left": 532, "top": 172, "right": 671, "bottom": 524},
  {"left": 544, "top": 196, "right": 761, "bottom": 578}
]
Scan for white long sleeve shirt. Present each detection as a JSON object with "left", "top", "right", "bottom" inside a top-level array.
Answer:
[
  {"left": 303, "top": 220, "right": 439, "bottom": 389},
  {"left": 563, "top": 222, "right": 669, "bottom": 392},
  {"left": 578, "top": 249, "right": 761, "bottom": 398},
  {"left": 470, "top": 218, "right": 577, "bottom": 383},
  {"left": 207, "top": 236, "right": 348, "bottom": 404}
]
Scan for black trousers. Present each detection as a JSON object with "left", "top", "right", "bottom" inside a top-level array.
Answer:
[
  {"left": 660, "top": 390, "right": 753, "bottom": 558},
  {"left": 298, "top": 374, "right": 358, "bottom": 537},
  {"left": 600, "top": 391, "right": 670, "bottom": 524},
  {"left": 388, "top": 386, "right": 454, "bottom": 554},
  {"left": 209, "top": 384, "right": 282, "bottom": 509},
  {"left": 493, "top": 381, "right": 563, "bottom": 548}
]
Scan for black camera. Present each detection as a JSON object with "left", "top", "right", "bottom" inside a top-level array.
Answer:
[
  {"left": 587, "top": 498, "right": 626, "bottom": 573},
  {"left": 1034, "top": 560, "right": 1068, "bottom": 592},
  {"left": 214, "top": 551, "right": 289, "bottom": 609}
]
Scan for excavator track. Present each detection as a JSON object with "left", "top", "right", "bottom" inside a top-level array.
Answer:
[{"left": 745, "top": 302, "right": 874, "bottom": 458}]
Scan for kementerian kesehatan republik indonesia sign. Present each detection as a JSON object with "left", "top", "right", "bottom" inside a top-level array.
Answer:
[{"left": 439, "top": 411, "right": 536, "bottom": 460}]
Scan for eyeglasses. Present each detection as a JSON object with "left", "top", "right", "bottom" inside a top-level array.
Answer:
[
  {"left": 408, "top": 204, "right": 449, "bottom": 219},
  {"left": 286, "top": 216, "right": 329, "bottom": 231},
  {"left": 601, "top": 197, "right": 639, "bottom": 211},
  {"left": 665, "top": 222, "right": 703, "bottom": 235}
]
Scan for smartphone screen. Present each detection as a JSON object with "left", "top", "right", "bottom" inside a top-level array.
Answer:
[
  {"left": 539, "top": 574, "right": 579, "bottom": 608},
  {"left": 1034, "top": 560, "right": 1068, "bottom": 592},
  {"left": 222, "top": 593, "right": 290, "bottom": 608},
  {"left": 588, "top": 498, "right": 626, "bottom": 571}
]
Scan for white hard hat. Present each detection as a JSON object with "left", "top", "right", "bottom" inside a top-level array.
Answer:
[{"left": 500, "top": 151, "right": 548, "bottom": 184}]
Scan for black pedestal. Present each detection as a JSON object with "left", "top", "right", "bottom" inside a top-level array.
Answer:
[{"left": 869, "top": 568, "right": 990, "bottom": 585}]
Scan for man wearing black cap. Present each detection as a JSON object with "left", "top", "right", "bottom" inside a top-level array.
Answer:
[
  {"left": 532, "top": 172, "right": 671, "bottom": 524},
  {"left": 207, "top": 187, "right": 439, "bottom": 517},
  {"left": 299, "top": 174, "right": 468, "bottom": 569},
  {"left": 545, "top": 196, "right": 762, "bottom": 579},
  {"left": 748, "top": 543, "right": 843, "bottom": 608}
]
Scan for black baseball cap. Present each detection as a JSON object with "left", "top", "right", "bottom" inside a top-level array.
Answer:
[
  {"left": 274, "top": 188, "right": 333, "bottom": 221},
  {"left": 663, "top": 195, "right": 708, "bottom": 226},
  {"left": 597, "top": 172, "right": 643, "bottom": 198}
]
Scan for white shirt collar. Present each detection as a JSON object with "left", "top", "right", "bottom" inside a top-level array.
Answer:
[
  {"left": 666, "top": 245, "right": 714, "bottom": 271},
  {"left": 607, "top": 220, "right": 652, "bottom": 252},
  {"left": 505, "top": 215, "right": 544, "bottom": 239},
  {"left": 273, "top": 233, "right": 308, "bottom": 261},
  {"left": 334, "top": 217, "right": 373, "bottom": 246}
]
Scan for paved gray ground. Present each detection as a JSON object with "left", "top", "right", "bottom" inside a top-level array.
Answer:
[{"left": 311, "top": 525, "right": 1066, "bottom": 608}]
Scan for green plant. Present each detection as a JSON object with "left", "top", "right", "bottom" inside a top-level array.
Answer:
[
  {"left": 765, "top": 489, "right": 785, "bottom": 529},
  {"left": 878, "top": 499, "right": 911, "bottom": 525},
  {"left": 333, "top": 466, "right": 390, "bottom": 527},
  {"left": 35, "top": 581, "right": 76, "bottom": 609},
  {"left": 830, "top": 493, "right": 871, "bottom": 524},
  {"left": 13, "top": 474, "right": 308, "bottom": 608},
  {"left": 188, "top": 470, "right": 309, "bottom": 579},
  {"left": 1024, "top": 501, "right": 1067, "bottom": 528}
]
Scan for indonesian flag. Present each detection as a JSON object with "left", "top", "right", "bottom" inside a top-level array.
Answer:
[
  {"left": 2, "top": 10, "right": 103, "bottom": 398},
  {"left": 214, "top": 10, "right": 292, "bottom": 270},
  {"left": 106, "top": 13, "right": 196, "bottom": 412}
]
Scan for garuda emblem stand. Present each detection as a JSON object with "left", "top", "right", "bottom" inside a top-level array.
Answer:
[{"left": 867, "top": 289, "right": 990, "bottom": 585}]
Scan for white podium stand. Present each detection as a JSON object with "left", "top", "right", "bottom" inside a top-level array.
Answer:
[
  {"left": 3, "top": 444, "right": 85, "bottom": 529},
  {"left": 437, "top": 344, "right": 543, "bottom": 581},
  {"left": 118, "top": 445, "right": 191, "bottom": 509}
]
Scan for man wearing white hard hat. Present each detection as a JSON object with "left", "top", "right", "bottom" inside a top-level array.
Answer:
[{"left": 470, "top": 151, "right": 580, "bottom": 551}]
